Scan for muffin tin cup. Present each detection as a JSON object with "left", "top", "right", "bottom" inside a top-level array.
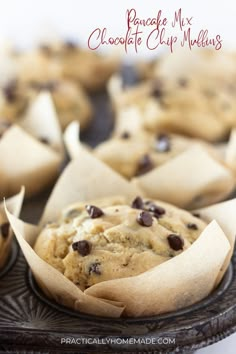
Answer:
[
  {"left": 1, "top": 75, "right": 236, "bottom": 352},
  {"left": 0, "top": 241, "right": 18, "bottom": 279},
  {"left": 0, "top": 240, "right": 235, "bottom": 353}
]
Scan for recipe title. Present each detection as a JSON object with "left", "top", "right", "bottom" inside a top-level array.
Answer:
[{"left": 87, "top": 8, "right": 223, "bottom": 53}]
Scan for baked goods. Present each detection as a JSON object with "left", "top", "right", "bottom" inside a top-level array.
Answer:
[
  {"left": 33, "top": 40, "right": 120, "bottom": 91},
  {"left": 64, "top": 122, "right": 234, "bottom": 209},
  {"left": 109, "top": 76, "right": 236, "bottom": 142},
  {"left": 56, "top": 41, "right": 120, "bottom": 91},
  {"left": 95, "top": 130, "right": 200, "bottom": 179},
  {"left": 34, "top": 196, "right": 207, "bottom": 290},
  {"left": 17, "top": 49, "right": 62, "bottom": 85},
  {"left": 6, "top": 152, "right": 234, "bottom": 317},
  {"left": 0, "top": 80, "right": 29, "bottom": 122},
  {"left": 0, "top": 79, "right": 92, "bottom": 131},
  {"left": 29, "top": 80, "right": 93, "bottom": 130}
]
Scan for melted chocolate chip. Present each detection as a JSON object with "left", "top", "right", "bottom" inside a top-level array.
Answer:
[
  {"left": 192, "top": 212, "right": 201, "bottom": 218},
  {"left": 3, "top": 80, "right": 18, "bottom": 102},
  {"left": 131, "top": 196, "right": 144, "bottom": 210},
  {"left": 155, "top": 134, "right": 171, "bottom": 152},
  {"left": 72, "top": 240, "right": 91, "bottom": 256},
  {"left": 39, "top": 137, "right": 50, "bottom": 145},
  {"left": 148, "top": 203, "right": 166, "bottom": 218},
  {"left": 186, "top": 223, "right": 198, "bottom": 230},
  {"left": 167, "top": 234, "right": 184, "bottom": 251},
  {"left": 151, "top": 79, "right": 164, "bottom": 98},
  {"left": 120, "top": 131, "right": 130, "bottom": 139},
  {"left": 89, "top": 262, "right": 101, "bottom": 275},
  {"left": 39, "top": 44, "right": 53, "bottom": 55},
  {"left": 135, "top": 154, "right": 154, "bottom": 176},
  {"left": 86, "top": 205, "right": 104, "bottom": 219},
  {"left": 0, "top": 222, "right": 10, "bottom": 238},
  {"left": 178, "top": 78, "right": 188, "bottom": 87},
  {"left": 137, "top": 211, "right": 153, "bottom": 227},
  {"left": 64, "top": 40, "right": 77, "bottom": 49}
]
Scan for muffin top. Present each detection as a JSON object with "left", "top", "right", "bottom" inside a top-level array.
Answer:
[
  {"left": 95, "top": 131, "right": 193, "bottom": 179},
  {"left": 34, "top": 196, "right": 207, "bottom": 290},
  {"left": 112, "top": 76, "right": 236, "bottom": 141}
]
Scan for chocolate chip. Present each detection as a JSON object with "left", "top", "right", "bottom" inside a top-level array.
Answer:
[
  {"left": 167, "top": 234, "right": 184, "bottom": 251},
  {"left": 151, "top": 79, "right": 164, "bottom": 98},
  {"left": 135, "top": 154, "right": 154, "bottom": 176},
  {"left": 155, "top": 134, "right": 171, "bottom": 152},
  {"left": 131, "top": 196, "right": 144, "bottom": 210},
  {"left": 72, "top": 240, "right": 91, "bottom": 256},
  {"left": 186, "top": 223, "right": 198, "bottom": 230},
  {"left": 120, "top": 131, "right": 130, "bottom": 139},
  {"left": 192, "top": 212, "right": 201, "bottom": 218},
  {"left": 1, "top": 222, "right": 10, "bottom": 238},
  {"left": 86, "top": 205, "right": 104, "bottom": 219},
  {"left": 39, "top": 44, "right": 53, "bottom": 55},
  {"left": 39, "top": 137, "right": 50, "bottom": 145},
  {"left": 148, "top": 203, "right": 166, "bottom": 218},
  {"left": 178, "top": 78, "right": 188, "bottom": 87},
  {"left": 64, "top": 40, "right": 77, "bottom": 49},
  {"left": 137, "top": 211, "right": 153, "bottom": 227},
  {"left": 89, "top": 262, "right": 101, "bottom": 275},
  {"left": 3, "top": 80, "right": 18, "bottom": 102}
]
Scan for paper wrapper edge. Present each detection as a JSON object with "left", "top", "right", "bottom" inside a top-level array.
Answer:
[{"left": 4, "top": 206, "right": 124, "bottom": 317}]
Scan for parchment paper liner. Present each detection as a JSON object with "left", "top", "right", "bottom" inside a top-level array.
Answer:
[
  {"left": 0, "top": 92, "right": 64, "bottom": 198},
  {"left": 0, "top": 187, "right": 24, "bottom": 270},
  {"left": 64, "top": 122, "right": 235, "bottom": 210},
  {"left": 132, "top": 145, "right": 235, "bottom": 209},
  {"left": 225, "top": 129, "right": 236, "bottom": 176},
  {"left": 5, "top": 148, "right": 235, "bottom": 317}
]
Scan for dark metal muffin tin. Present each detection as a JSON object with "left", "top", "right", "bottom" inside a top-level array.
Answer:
[{"left": 0, "top": 69, "right": 236, "bottom": 353}]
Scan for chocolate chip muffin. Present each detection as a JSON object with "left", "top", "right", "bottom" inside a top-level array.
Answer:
[
  {"left": 0, "top": 78, "right": 92, "bottom": 130},
  {"left": 18, "top": 50, "right": 62, "bottom": 85},
  {"left": 30, "top": 80, "right": 93, "bottom": 130},
  {"left": 34, "top": 196, "right": 207, "bottom": 290},
  {"left": 57, "top": 41, "right": 120, "bottom": 91},
  {"left": 111, "top": 72, "right": 236, "bottom": 142},
  {"left": 94, "top": 131, "right": 202, "bottom": 179},
  {"left": 0, "top": 79, "right": 30, "bottom": 122}
]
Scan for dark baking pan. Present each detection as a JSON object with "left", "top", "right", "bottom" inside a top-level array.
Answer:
[{"left": 0, "top": 67, "right": 236, "bottom": 353}]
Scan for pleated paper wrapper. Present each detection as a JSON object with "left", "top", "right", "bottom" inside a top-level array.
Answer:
[
  {"left": 0, "top": 92, "right": 64, "bottom": 198},
  {"left": 0, "top": 187, "right": 24, "bottom": 270},
  {"left": 5, "top": 148, "right": 235, "bottom": 317},
  {"left": 64, "top": 121, "right": 235, "bottom": 210}
]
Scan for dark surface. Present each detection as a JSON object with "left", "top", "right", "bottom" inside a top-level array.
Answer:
[{"left": 0, "top": 71, "right": 236, "bottom": 353}]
